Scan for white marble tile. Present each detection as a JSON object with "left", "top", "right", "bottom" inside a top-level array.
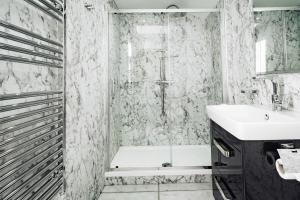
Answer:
[
  {"left": 160, "top": 190, "right": 214, "bottom": 200},
  {"left": 103, "top": 185, "right": 158, "bottom": 193},
  {"left": 159, "top": 183, "right": 212, "bottom": 192},
  {"left": 99, "top": 192, "right": 158, "bottom": 200},
  {"left": 65, "top": 0, "right": 113, "bottom": 199},
  {"left": 110, "top": 12, "right": 222, "bottom": 147},
  {"left": 105, "top": 174, "right": 211, "bottom": 186}
]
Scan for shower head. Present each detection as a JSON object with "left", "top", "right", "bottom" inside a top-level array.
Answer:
[{"left": 166, "top": 4, "right": 186, "bottom": 17}]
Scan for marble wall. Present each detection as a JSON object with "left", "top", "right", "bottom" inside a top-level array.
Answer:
[
  {"left": 220, "top": 0, "right": 256, "bottom": 105},
  {"left": 65, "top": 0, "right": 110, "bottom": 199},
  {"left": 220, "top": 0, "right": 300, "bottom": 112},
  {"left": 0, "top": 0, "right": 63, "bottom": 94},
  {"left": 110, "top": 12, "right": 222, "bottom": 147}
]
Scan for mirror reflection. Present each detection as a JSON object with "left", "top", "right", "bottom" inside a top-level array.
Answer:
[{"left": 254, "top": 9, "right": 300, "bottom": 74}]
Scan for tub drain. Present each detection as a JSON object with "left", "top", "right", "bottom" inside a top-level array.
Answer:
[{"left": 162, "top": 162, "right": 172, "bottom": 167}]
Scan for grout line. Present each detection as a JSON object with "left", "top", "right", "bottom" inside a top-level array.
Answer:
[{"left": 102, "top": 188, "right": 212, "bottom": 194}]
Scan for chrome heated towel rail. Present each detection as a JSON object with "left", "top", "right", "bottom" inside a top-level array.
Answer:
[
  {"left": 0, "top": 91, "right": 64, "bottom": 200},
  {"left": 0, "top": 0, "right": 65, "bottom": 199}
]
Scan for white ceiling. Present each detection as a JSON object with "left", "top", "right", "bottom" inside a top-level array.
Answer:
[
  {"left": 254, "top": 0, "right": 300, "bottom": 7},
  {"left": 114, "top": 0, "right": 300, "bottom": 9},
  {"left": 114, "top": 0, "right": 219, "bottom": 9}
]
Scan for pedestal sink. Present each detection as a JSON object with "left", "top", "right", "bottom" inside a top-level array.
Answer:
[{"left": 207, "top": 104, "right": 300, "bottom": 140}]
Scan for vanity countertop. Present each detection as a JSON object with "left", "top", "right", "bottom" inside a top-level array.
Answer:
[{"left": 206, "top": 104, "right": 300, "bottom": 140}]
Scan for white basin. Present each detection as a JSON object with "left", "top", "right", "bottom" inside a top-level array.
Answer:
[{"left": 206, "top": 104, "right": 300, "bottom": 140}]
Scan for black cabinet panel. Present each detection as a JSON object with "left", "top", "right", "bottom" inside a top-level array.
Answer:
[
  {"left": 211, "top": 120, "right": 300, "bottom": 200},
  {"left": 244, "top": 142, "right": 283, "bottom": 200}
]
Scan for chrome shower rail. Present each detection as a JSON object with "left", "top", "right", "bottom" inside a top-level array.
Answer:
[
  {"left": 0, "top": 143, "right": 63, "bottom": 183},
  {"left": 0, "top": 147, "right": 63, "bottom": 184},
  {"left": 0, "top": 97, "right": 63, "bottom": 112},
  {"left": 0, "top": 119, "right": 62, "bottom": 147},
  {"left": 2, "top": 160, "right": 63, "bottom": 200},
  {"left": 0, "top": 91, "right": 62, "bottom": 100},
  {"left": 0, "top": 20, "right": 63, "bottom": 47},
  {"left": 0, "top": 54, "right": 63, "bottom": 68},
  {"left": 31, "top": 176, "right": 63, "bottom": 200},
  {"left": 0, "top": 111, "right": 63, "bottom": 135},
  {"left": 0, "top": 43, "right": 63, "bottom": 61},
  {"left": 0, "top": 91, "right": 64, "bottom": 200},
  {"left": 0, "top": 126, "right": 63, "bottom": 159},
  {"left": 0, "top": 153, "right": 62, "bottom": 194},
  {"left": 14, "top": 165, "right": 63, "bottom": 199},
  {"left": 0, "top": 31, "right": 63, "bottom": 54},
  {"left": 39, "top": 0, "right": 64, "bottom": 16},
  {"left": 24, "top": 0, "right": 63, "bottom": 22},
  {"left": 0, "top": 104, "right": 62, "bottom": 124}
]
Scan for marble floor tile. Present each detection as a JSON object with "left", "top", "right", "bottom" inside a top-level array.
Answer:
[
  {"left": 99, "top": 192, "right": 158, "bottom": 200},
  {"left": 159, "top": 190, "right": 215, "bottom": 200},
  {"left": 103, "top": 185, "right": 158, "bottom": 193},
  {"left": 159, "top": 183, "right": 212, "bottom": 192}
]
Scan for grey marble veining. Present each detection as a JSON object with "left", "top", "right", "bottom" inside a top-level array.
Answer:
[
  {"left": 0, "top": 0, "right": 63, "bottom": 95},
  {"left": 220, "top": 0, "right": 256, "bottom": 105},
  {"left": 64, "top": 0, "right": 112, "bottom": 199},
  {"left": 105, "top": 174, "right": 211, "bottom": 186},
  {"left": 110, "top": 12, "right": 222, "bottom": 147}
]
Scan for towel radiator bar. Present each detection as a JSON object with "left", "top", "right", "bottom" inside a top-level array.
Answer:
[
  {"left": 0, "top": 43, "right": 63, "bottom": 61},
  {"left": 24, "top": 0, "right": 63, "bottom": 22},
  {"left": 0, "top": 18, "right": 63, "bottom": 68},
  {"left": 0, "top": 20, "right": 63, "bottom": 48},
  {"left": 0, "top": 91, "right": 64, "bottom": 200},
  {"left": 0, "top": 31, "right": 63, "bottom": 54}
]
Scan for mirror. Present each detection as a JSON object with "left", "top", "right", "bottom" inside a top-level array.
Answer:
[{"left": 253, "top": 1, "right": 300, "bottom": 75}]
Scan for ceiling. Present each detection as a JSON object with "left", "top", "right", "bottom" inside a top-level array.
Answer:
[
  {"left": 114, "top": 0, "right": 300, "bottom": 9},
  {"left": 254, "top": 0, "right": 300, "bottom": 7}
]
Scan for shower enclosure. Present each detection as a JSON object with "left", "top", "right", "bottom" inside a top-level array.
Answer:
[{"left": 108, "top": 9, "right": 222, "bottom": 172}]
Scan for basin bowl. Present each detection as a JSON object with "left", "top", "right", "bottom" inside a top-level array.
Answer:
[{"left": 207, "top": 105, "right": 300, "bottom": 140}]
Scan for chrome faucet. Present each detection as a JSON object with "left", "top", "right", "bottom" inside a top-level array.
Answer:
[{"left": 271, "top": 81, "right": 283, "bottom": 111}]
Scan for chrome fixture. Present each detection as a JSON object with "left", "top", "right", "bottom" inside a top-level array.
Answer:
[
  {"left": 24, "top": 0, "right": 63, "bottom": 22},
  {"left": 264, "top": 114, "right": 270, "bottom": 121},
  {"left": 271, "top": 80, "right": 283, "bottom": 111},
  {"left": 84, "top": 2, "right": 95, "bottom": 10},
  {"left": 241, "top": 89, "right": 258, "bottom": 101},
  {"left": 166, "top": 4, "right": 186, "bottom": 17},
  {"left": 0, "top": 20, "right": 63, "bottom": 68},
  {"left": 0, "top": 91, "right": 64, "bottom": 200}
]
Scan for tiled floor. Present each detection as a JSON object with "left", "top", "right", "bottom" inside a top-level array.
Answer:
[{"left": 99, "top": 183, "right": 215, "bottom": 200}]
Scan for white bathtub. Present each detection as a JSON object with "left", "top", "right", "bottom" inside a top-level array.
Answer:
[{"left": 106, "top": 145, "right": 211, "bottom": 177}]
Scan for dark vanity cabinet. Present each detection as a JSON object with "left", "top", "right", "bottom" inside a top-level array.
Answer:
[{"left": 211, "top": 120, "right": 300, "bottom": 200}]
